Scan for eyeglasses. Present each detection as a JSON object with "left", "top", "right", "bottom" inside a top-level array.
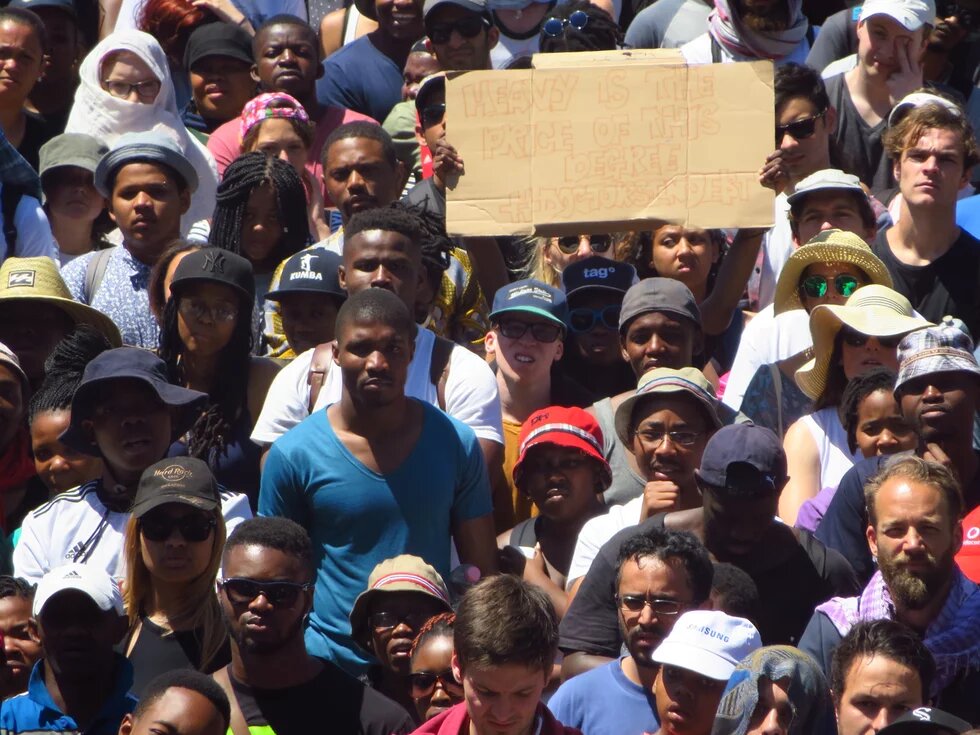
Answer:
[
  {"left": 775, "top": 110, "right": 825, "bottom": 145},
  {"left": 369, "top": 611, "right": 436, "bottom": 631},
  {"left": 633, "top": 428, "right": 700, "bottom": 448},
  {"left": 840, "top": 328, "right": 904, "bottom": 349},
  {"left": 427, "top": 15, "right": 489, "bottom": 44},
  {"left": 102, "top": 79, "right": 161, "bottom": 101},
  {"left": 568, "top": 305, "right": 621, "bottom": 333},
  {"left": 799, "top": 274, "right": 861, "bottom": 299},
  {"left": 542, "top": 9, "right": 589, "bottom": 37},
  {"left": 219, "top": 577, "right": 313, "bottom": 606},
  {"left": 616, "top": 595, "right": 683, "bottom": 615},
  {"left": 140, "top": 514, "right": 216, "bottom": 543},
  {"left": 556, "top": 235, "right": 612, "bottom": 254},
  {"left": 410, "top": 669, "right": 464, "bottom": 698},
  {"left": 179, "top": 298, "right": 239, "bottom": 324},
  {"left": 421, "top": 103, "right": 446, "bottom": 128},
  {"left": 495, "top": 319, "right": 563, "bottom": 343}
]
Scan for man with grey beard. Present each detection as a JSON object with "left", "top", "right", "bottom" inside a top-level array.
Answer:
[{"left": 799, "top": 455, "right": 980, "bottom": 722}]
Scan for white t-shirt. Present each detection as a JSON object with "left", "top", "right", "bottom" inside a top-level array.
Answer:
[
  {"left": 566, "top": 496, "right": 643, "bottom": 589},
  {"left": 490, "top": 32, "right": 540, "bottom": 69},
  {"left": 0, "top": 192, "right": 57, "bottom": 264},
  {"left": 251, "top": 326, "right": 504, "bottom": 445},
  {"left": 755, "top": 194, "right": 794, "bottom": 312},
  {"left": 680, "top": 33, "right": 810, "bottom": 65},
  {"left": 13, "top": 482, "right": 252, "bottom": 584}
]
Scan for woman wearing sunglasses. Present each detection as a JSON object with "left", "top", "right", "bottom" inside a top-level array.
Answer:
[
  {"left": 122, "top": 456, "right": 229, "bottom": 697},
  {"left": 410, "top": 613, "right": 463, "bottom": 722},
  {"left": 779, "top": 285, "right": 932, "bottom": 525},
  {"left": 527, "top": 233, "right": 620, "bottom": 288}
]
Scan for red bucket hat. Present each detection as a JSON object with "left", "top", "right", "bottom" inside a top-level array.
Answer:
[{"left": 512, "top": 406, "right": 612, "bottom": 491}]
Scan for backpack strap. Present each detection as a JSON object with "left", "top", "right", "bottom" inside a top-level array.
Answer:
[
  {"left": 212, "top": 665, "right": 251, "bottom": 735},
  {"left": 710, "top": 34, "right": 721, "bottom": 64},
  {"left": 307, "top": 341, "right": 336, "bottom": 414},
  {"left": 429, "top": 335, "right": 454, "bottom": 412},
  {"left": 1, "top": 184, "right": 22, "bottom": 254},
  {"left": 83, "top": 246, "right": 115, "bottom": 303}
]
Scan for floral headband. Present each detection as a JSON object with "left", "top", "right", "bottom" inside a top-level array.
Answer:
[{"left": 239, "top": 92, "right": 310, "bottom": 141}]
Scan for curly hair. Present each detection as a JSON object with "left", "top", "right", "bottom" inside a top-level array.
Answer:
[
  {"left": 837, "top": 367, "right": 899, "bottom": 454},
  {"left": 883, "top": 93, "right": 980, "bottom": 172}
]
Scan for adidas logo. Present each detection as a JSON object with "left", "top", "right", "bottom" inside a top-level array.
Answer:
[{"left": 63, "top": 570, "right": 81, "bottom": 579}]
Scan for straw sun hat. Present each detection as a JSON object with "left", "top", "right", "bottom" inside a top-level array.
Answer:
[
  {"left": 794, "top": 285, "right": 933, "bottom": 400},
  {"left": 773, "top": 229, "right": 893, "bottom": 315}
]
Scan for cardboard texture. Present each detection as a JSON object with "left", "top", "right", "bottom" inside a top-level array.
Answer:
[{"left": 445, "top": 53, "right": 776, "bottom": 237}]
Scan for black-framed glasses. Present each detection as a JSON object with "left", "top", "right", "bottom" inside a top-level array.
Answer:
[
  {"left": 775, "top": 110, "right": 825, "bottom": 145},
  {"left": 495, "top": 319, "right": 563, "bottom": 343},
  {"left": 179, "top": 298, "right": 238, "bottom": 324},
  {"left": 140, "top": 514, "right": 216, "bottom": 543},
  {"left": 420, "top": 103, "right": 446, "bottom": 128},
  {"left": 369, "top": 610, "right": 435, "bottom": 631},
  {"left": 410, "top": 669, "right": 464, "bottom": 698},
  {"left": 556, "top": 234, "right": 612, "bottom": 254},
  {"left": 800, "top": 274, "right": 860, "bottom": 299},
  {"left": 633, "top": 428, "right": 700, "bottom": 448},
  {"left": 542, "top": 9, "right": 589, "bottom": 37},
  {"left": 568, "top": 305, "right": 620, "bottom": 333},
  {"left": 219, "top": 577, "right": 313, "bottom": 606},
  {"left": 103, "top": 79, "right": 161, "bottom": 101},
  {"left": 427, "top": 14, "right": 489, "bottom": 44},
  {"left": 841, "top": 328, "right": 904, "bottom": 349},
  {"left": 616, "top": 595, "right": 683, "bottom": 615}
]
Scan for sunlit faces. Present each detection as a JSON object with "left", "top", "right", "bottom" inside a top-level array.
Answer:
[
  {"left": 43, "top": 166, "right": 106, "bottom": 224},
  {"left": 248, "top": 118, "right": 308, "bottom": 177},
  {"left": 30, "top": 408, "right": 102, "bottom": 493},
  {"left": 278, "top": 292, "right": 342, "bottom": 356},
  {"left": 0, "top": 19, "right": 45, "bottom": 105},
  {"left": 368, "top": 591, "right": 448, "bottom": 676},
  {"left": 835, "top": 654, "right": 924, "bottom": 735},
  {"left": 375, "top": 0, "right": 424, "bottom": 41},
  {"left": 853, "top": 389, "right": 916, "bottom": 458},
  {"left": 620, "top": 311, "right": 698, "bottom": 375},
  {"left": 176, "top": 282, "right": 239, "bottom": 358},
  {"left": 856, "top": 16, "right": 927, "bottom": 81},
  {"left": 630, "top": 396, "right": 710, "bottom": 488},
  {"left": 411, "top": 633, "right": 463, "bottom": 722},
  {"left": 402, "top": 51, "right": 439, "bottom": 101},
  {"left": 100, "top": 49, "right": 160, "bottom": 103},
  {"left": 0, "top": 593, "right": 41, "bottom": 696},
  {"left": 654, "top": 664, "right": 726, "bottom": 735},
  {"left": 897, "top": 370, "right": 980, "bottom": 443},
  {"left": 138, "top": 503, "right": 216, "bottom": 584},
  {"left": 775, "top": 97, "right": 833, "bottom": 184},
  {"left": 797, "top": 263, "right": 869, "bottom": 312},
  {"left": 109, "top": 162, "right": 190, "bottom": 258},
  {"left": 839, "top": 330, "right": 901, "bottom": 382},
  {"left": 792, "top": 192, "right": 875, "bottom": 246},
  {"left": 323, "top": 137, "right": 402, "bottom": 221},
  {"left": 425, "top": 5, "right": 498, "bottom": 72},
  {"left": 334, "top": 318, "right": 414, "bottom": 407},
  {"left": 189, "top": 55, "right": 255, "bottom": 123},
  {"left": 894, "top": 127, "right": 971, "bottom": 209},
  {"left": 251, "top": 23, "right": 321, "bottom": 99},
  {"left": 451, "top": 659, "right": 549, "bottom": 735},
  {"left": 648, "top": 225, "right": 718, "bottom": 297},
  {"left": 339, "top": 229, "right": 423, "bottom": 306},
  {"left": 519, "top": 445, "right": 601, "bottom": 522},
  {"left": 484, "top": 314, "right": 563, "bottom": 384}
]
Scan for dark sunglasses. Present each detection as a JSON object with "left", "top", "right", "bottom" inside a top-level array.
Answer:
[
  {"left": 421, "top": 103, "right": 446, "bottom": 128},
  {"left": 427, "top": 14, "right": 489, "bottom": 44},
  {"left": 556, "top": 234, "right": 612, "bottom": 254},
  {"left": 369, "top": 610, "right": 435, "bottom": 631},
  {"left": 495, "top": 319, "right": 563, "bottom": 343},
  {"left": 410, "top": 669, "right": 464, "bottom": 698},
  {"left": 800, "top": 274, "right": 861, "bottom": 299},
  {"left": 568, "top": 305, "right": 621, "bottom": 333},
  {"left": 140, "top": 514, "right": 216, "bottom": 543},
  {"left": 775, "top": 110, "right": 826, "bottom": 145},
  {"left": 219, "top": 577, "right": 313, "bottom": 606},
  {"left": 615, "top": 595, "right": 683, "bottom": 615},
  {"left": 841, "top": 328, "right": 904, "bottom": 349},
  {"left": 542, "top": 9, "right": 589, "bottom": 37}
]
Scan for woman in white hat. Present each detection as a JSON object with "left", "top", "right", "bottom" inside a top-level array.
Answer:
[{"left": 779, "top": 285, "right": 932, "bottom": 524}]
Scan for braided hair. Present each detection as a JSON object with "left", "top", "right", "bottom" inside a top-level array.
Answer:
[
  {"left": 158, "top": 281, "right": 254, "bottom": 462},
  {"left": 28, "top": 325, "right": 114, "bottom": 423},
  {"left": 538, "top": 0, "right": 622, "bottom": 53},
  {"left": 838, "top": 367, "right": 899, "bottom": 454},
  {"left": 209, "top": 152, "right": 310, "bottom": 270},
  {"left": 411, "top": 611, "right": 456, "bottom": 659},
  {"left": 404, "top": 202, "right": 453, "bottom": 294}
]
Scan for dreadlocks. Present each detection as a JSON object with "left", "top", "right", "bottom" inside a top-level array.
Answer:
[
  {"left": 28, "top": 325, "right": 113, "bottom": 422},
  {"left": 209, "top": 152, "right": 310, "bottom": 268},
  {"left": 403, "top": 202, "right": 453, "bottom": 291}
]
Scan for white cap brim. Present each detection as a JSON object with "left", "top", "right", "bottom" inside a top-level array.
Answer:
[{"left": 652, "top": 639, "right": 737, "bottom": 681}]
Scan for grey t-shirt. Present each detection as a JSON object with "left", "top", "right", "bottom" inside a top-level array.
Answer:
[
  {"left": 624, "top": 0, "right": 712, "bottom": 50},
  {"left": 824, "top": 72, "right": 893, "bottom": 195},
  {"left": 805, "top": 6, "right": 858, "bottom": 73}
]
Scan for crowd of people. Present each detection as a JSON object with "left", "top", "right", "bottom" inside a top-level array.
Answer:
[{"left": 0, "top": 0, "right": 975, "bottom": 734}]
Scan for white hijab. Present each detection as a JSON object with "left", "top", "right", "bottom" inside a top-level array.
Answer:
[{"left": 65, "top": 29, "right": 218, "bottom": 233}]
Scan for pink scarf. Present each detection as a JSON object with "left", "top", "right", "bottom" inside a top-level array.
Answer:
[{"left": 708, "top": 0, "right": 808, "bottom": 61}]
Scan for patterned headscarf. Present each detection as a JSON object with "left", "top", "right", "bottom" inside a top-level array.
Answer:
[
  {"left": 708, "top": 0, "right": 809, "bottom": 61},
  {"left": 239, "top": 93, "right": 311, "bottom": 142},
  {"left": 711, "top": 646, "right": 836, "bottom": 735}
]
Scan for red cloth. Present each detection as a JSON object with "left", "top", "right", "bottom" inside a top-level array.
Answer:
[
  {"left": 410, "top": 702, "right": 581, "bottom": 735},
  {"left": 0, "top": 429, "right": 37, "bottom": 529}
]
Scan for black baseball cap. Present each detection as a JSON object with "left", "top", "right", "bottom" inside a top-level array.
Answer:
[
  {"left": 132, "top": 457, "right": 220, "bottom": 519},
  {"left": 265, "top": 250, "right": 346, "bottom": 301},
  {"left": 183, "top": 21, "right": 254, "bottom": 70},
  {"left": 618, "top": 277, "right": 702, "bottom": 334},
  {"left": 9, "top": 0, "right": 76, "bottom": 19},
  {"left": 877, "top": 709, "right": 972, "bottom": 735},
  {"left": 561, "top": 256, "right": 635, "bottom": 300},
  {"left": 695, "top": 424, "right": 787, "bottom": 492},
  {"left": 170, "top": 248, "right": 255, "bottom": 303}
]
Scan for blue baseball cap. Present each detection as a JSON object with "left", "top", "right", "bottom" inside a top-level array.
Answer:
[
  {"left": 561, "top": 256, "right": 635, "bottom": 301},
  {"left": 490, "top": 279, "right": 567, "bottom": 328},
  {"left": 695, "top": 424, "right": 787, "bottom": 492}
]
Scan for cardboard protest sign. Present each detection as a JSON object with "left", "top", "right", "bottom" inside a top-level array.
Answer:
[{"left": 445, "top": 51, "right": 775, "bottom": 237}]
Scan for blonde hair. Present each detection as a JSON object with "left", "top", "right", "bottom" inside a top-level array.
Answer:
[
  {"left": 123, "top": 510, "right": 228, "bottom": 670},
  {"left": 524, "top": 237, "right": 562, "bottom": 289}
]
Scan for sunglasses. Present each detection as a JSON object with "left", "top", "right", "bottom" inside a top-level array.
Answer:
[
  {"left": 615, "top": 595, "right": 683, "bottom": 615},
  {"left": 556, "top": 234, "right": 612, "bottom": 255},
  {"left": 633, "top": 428, "right": 700, "bottom": 448},
  {"left": 775, "top": 110, "right": 825, "bottom": 145},
  {"left": 800, "top": 274, "right": 861, "bottom": 299},
  {"left": 495, "top": 319, "right": 563, "bottom": 343},
  {"left": 369, "top": 611, "right": 436, "bottom": 631},
  {"left": 219, "top": 577, "right": 313, "bottom": 606},
  {"left": 421, "top": 103, "right": 446, "bottom": 128},
  {"left": 840, "top": 328, "right": 904, "bottom": 349},
  {"left": 568, "top": 305, "right": 621, "bottom": 333},
  {"left": 427, "top": 14, "right": 489, "bottom": 44},
  {"left": 140, "top": 514, "right": 216, "bottom": 543},
  {"left": 542, "top": 9, "right": 589, "bottom": 37},
  {"left": 410, "top": 669, "right": 464, "bottom": 698}
]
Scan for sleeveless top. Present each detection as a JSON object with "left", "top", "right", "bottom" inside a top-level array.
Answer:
[
  {"left": 799, "top": 406, "right": 861, "bottom": 492},
  {"left": 594, "top": 397, "right": 646, "bottom": 506}
]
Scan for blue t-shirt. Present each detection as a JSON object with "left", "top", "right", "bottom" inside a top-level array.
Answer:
[
  {"left": 316, "top": 36, "right": 401, "bottom": 123},
  {"left": 548, "top": 658, "right": 659, "bottom": 735},
  {"left": 258, "top": 400, "right": 492, "bottom": 674}
]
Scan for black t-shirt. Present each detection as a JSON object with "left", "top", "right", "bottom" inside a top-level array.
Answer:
[
  {"left": 559, "top": 514, "right": 859, "bottom": 656},
  {"left": 229, "top": 663, "right": 415, "bottom": 735},
  {"left": 125, "top": 617, "right": 232, "bottom": 697},
  {"left": 872, "top": 228, "right": 980, "bottom": 339},
  {"left": 17, "top": 111, "right": 56, "bottom": 173}
]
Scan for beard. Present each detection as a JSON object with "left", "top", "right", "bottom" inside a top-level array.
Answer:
[
  {"left": 878, "top": 546, "right": 955, "bottom": 610},
  {"left": 619, "top": 616, "right": 665, "bottom": 668}
]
